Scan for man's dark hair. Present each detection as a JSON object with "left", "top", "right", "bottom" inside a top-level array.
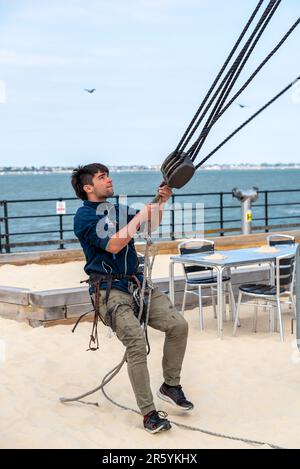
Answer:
[{"left": 71, "top": 163, "right": 109, "bottom": 200}]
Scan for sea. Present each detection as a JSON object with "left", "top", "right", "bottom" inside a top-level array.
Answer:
[{"left": 0, "top": 169, "right": 300, "bottom": 251}]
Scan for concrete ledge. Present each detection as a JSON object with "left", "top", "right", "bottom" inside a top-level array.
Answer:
[
  {"left": 0, "top": 286, "right": 30, "bottom": 305},
  {"left": 0, "top": 303, "right": 66, "bottom": 322},
  {"left": 29, "top": 287, "right": 90, "bottom": 308},
  {"left": 66, "top": 303, "right": 94, "bottom": 318}
]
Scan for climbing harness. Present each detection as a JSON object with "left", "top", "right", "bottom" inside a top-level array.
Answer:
[
  {"left": 153, "top": 0, "right": 299, "bottom": 199},
  {"left": 73, "top": 272, "right": 141, "bottom": 351}
]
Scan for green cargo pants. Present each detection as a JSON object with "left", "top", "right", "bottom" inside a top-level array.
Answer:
[{"left": 94, "top": 287, "right": 188, "bottom": 416}]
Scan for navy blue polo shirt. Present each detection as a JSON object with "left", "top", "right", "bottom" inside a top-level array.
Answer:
[{"left": 74, "top": 200, "right": 142, "bottom": 293}]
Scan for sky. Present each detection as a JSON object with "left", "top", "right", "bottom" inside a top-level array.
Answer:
[{"left": 0, "top": 0, "right": 299, "bottom": 167}]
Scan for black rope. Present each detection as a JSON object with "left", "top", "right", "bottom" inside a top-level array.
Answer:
[
  {"left": 160, "top": 2, "right": 299, "bottom": 179},
  {"left": 198, "top": 15, "right": 300, "bottom": 139},
  {"left": 189, "top": 13, "right": 300, "bottom": 161},
  {"left": 188, "top": 0, "right": 281, "bottom": 161},
  {"left": 195, "top": 76, "right": 300, "bottom": 169},
  {"left": 174, "top": 0, "right": 266, "bottom": 154},
  {"left": 177, "top": 0, "right": 279, "bottom": 157}
]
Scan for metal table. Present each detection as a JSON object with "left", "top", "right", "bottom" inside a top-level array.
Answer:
[{"left": 169, "top": 245, "right": 297, "bottom": 338}]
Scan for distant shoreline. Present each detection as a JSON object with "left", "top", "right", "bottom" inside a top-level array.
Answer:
[{"left": 1, "top": 165, "right": 300, "bottom": 175}]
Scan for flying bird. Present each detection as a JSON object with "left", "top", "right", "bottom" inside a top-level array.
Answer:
[
  {"left": 236, "top": 102, "right": 249, "bottom": 108},
  {"left": 84, "top": 88, "right": 96, "bottom": 93}
]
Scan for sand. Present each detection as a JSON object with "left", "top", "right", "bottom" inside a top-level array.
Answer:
[
  {"left": 0, "top": 258, "right": 300, "bottom": 449},
  {"left": 0, "top": 255, "right": 183, "bottom": 291},
  {"left": 1, "top": 304, "right": 300, "bottom": 449}
]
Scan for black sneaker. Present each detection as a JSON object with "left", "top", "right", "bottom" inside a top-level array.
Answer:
[
  {"left": 157, "top": 383, "right": 194, "bottom": 411},
  {"left": 143, "top": 410, "right": 172, "bottom": 434}
]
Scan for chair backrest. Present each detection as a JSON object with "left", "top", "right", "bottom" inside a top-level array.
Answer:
[
  {"left": 137, "top": 253, "right": 145, "bottom": 274},
  {"left": 268, "top": 235, "right": 295, "bottom": 291},
  {"left": 267, "top": 234, "right": 295, "bottom": 246},
  {"left": 178, "top": 239, "right": 214, "bottom": 276},
  {"left": 275, "top": 254, "right": 295, "bottom": 292}
]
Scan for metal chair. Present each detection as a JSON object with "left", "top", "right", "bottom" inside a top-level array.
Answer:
[
  {"left": 178, "top": 239, "right": 236, "bottom": 330},
  {"left": 233, "top": 253, "right": 295, "bottom": 341}
]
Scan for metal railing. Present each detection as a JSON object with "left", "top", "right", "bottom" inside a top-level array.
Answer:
[{"left": 1, "top": 189, "right": 300, "bottom": 253}]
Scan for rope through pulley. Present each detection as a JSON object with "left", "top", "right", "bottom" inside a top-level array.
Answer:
[{"left": 153, "top": 0, "right": 300, "bottom": 200}]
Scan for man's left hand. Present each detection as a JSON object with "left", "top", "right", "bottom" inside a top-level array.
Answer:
[{"left": 158, "top": 184, "right": 173, "bottom": 203}]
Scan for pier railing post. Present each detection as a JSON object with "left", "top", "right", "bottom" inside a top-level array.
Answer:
[
  {"left": 57, "top": 198, "right": 65, "bottom": 250},
  {"left": 264, "top": 191, "right": 269, "bottom": 233},
  {"left": 59, "top": 214, "right": 64, "bottom": 249},
  {"left": 220, "top": 192, "right": 224, "bottom": 236}
]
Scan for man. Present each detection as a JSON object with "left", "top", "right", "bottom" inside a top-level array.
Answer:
[{"left": 72, "top": 163, "right": 193, "bottom": 434}]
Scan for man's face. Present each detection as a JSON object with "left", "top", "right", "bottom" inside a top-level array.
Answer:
[{"left": 84, "top": 171, "right": 114, "bottom": 201}]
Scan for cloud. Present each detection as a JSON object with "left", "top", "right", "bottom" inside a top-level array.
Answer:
[
  {"left": 0, "top": 46, "right": 155, "bottom": 69},
  {"left": 0, "top": 50, "right": 64, "bottom": 67},
  {"left": 15, "top": 0, "right": 208, "bottom": 26},
  {"left": 0, "top": 49, "right": 95, "bottom": 68}
]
